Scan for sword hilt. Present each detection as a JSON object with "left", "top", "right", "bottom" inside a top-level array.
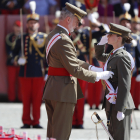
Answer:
[
  {"left": 91, "top": 112, "right": 102, "bottom": 124},
  {"left": 93, "top": 112, "right": 101, "bottom": 121}
]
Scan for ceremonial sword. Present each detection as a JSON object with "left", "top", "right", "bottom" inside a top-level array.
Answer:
[{"left": 91, "top": 112, "right": 114, "bottom": 140}]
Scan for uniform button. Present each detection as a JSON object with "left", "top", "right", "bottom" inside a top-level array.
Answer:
[
  {"left": 110, "top": 66, "right": 111, "bottom": 68},
  {"left": 35, "top": 57, "right": 38, "bottom": 59},
  {"left": 35, "top": 53, "right": 38, "bottom": 55},
  {"left": 72, "top": 81, "right": 74, "bottom": 83}
]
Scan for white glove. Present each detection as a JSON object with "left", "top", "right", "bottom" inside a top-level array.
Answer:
[
  {"left": 117, "top": 111, "right": 125, "bottom": 121},
  {"left": 18, "top": 57, "right": 26, "bottom": 65},
  {"left": 97, "top": 35, "right": 108, "bottom": 45},
  {"left": 89, "top": 65, "right": 103, "bottom": 72},
  {"left": 131, "top": 39, "right": 137, "bottom": 47},
  {"left": 87, "top": 13, "right": 98, "bottom": 24},
  {"left": 44, "top": 74, "right": 48, "bottom": 81},
  {"left": 136, "top": 74, "right": 140, "bottom": 82},
  {"left": 96, "top": 71, "right": 114, "bottom": 81}
]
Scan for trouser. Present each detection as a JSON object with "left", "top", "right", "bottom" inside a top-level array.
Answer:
[
  {"left": 7, "top": 66, "right": 21, "bottom": 101},
  {"left": 106, "top": 109, "right": 132, "bottom": 140},
  {"left": 133, "top": 81, "right": 140, "bottom": 108},
  {"left": 87, "top": 80, "right": 102, "bottom": 107},
  {"left": 130, "top": 77, "right": 136, "bottom": 99},
  {"left": 72, "top": 79, "right": 86, "bottom": 125},
  {"left": 19, "top": 77, "right": 44, "bottom": 125},
  {"left": 45, "top": 100, "right": 75, "bottom": 140}
]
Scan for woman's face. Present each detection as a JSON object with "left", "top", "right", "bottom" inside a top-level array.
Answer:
[{"left": 107, "top": 34, "right": 119, "bottom": 45}]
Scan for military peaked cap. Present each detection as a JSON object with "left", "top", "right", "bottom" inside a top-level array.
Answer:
[
  {"left": 65, "top": 2, "right": 87, "bottom": 24},
  {"left": 106, "top": 23, "right": 132, "bottom": 40}
]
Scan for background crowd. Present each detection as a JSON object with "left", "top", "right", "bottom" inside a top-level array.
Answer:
[{"left": 0, "top": 0, "right": 140, "bottom": 17}]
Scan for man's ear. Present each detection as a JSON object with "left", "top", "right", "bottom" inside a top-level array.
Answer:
[{"left": 66, "top": 17, "right": 71, "bottom": 23}]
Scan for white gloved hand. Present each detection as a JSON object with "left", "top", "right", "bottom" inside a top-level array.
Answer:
[
  {"left": 89, "top": 65, "right": 103, "bottom": 72},
  {"left": 96, "top": 71, "right": 114, "bottom": 81},
  {"left": 97, "top": 35, "right": 108, "bottom": 45},
  {"left": 44, "top": 74, "right": 48, "bottom": 81},
  {"left": 136, "top": 74, "right": 140, "bottom": 82},
  {"left": 117, "top": 111, "right": 125, "bottom": 121},
  {"left": 18, "top": 57, "right": 26, "bottom": 65},
  {"left": 131, "top": 39, "right": 137, "bottom": 47},
  {"left": 88, "top": 13, "right": 98, "bottom": 24}
]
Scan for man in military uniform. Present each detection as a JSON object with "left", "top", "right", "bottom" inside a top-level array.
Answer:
[
  {"left": 43, "top": 2, "right": 114, "bottom": 140},
  {"left": 14, "top": 1, "right": 47, "bottom": 128},
  {"left": 95, "top": 23, "right": 135, "bottom": 140},
  {"left": 6, "top": 20, "right": 22, "bottom": 102}
]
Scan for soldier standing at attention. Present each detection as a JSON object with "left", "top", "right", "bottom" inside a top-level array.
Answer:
[
  {"left": 43, "top": 2, "right": 114, "bottom": 140},
  {"left": 95, "top": 23, "right": 135, "bottom": 140},
  {"left": 6, "top": 20, "right": 22, "bottom": 102},
  {"left": 14, "top": 1, "right": 47, "bottom": 128}
]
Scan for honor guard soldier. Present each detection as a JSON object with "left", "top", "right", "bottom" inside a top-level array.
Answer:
[
  {"left": 71, "top": 16, "right": 108, "bottom": 128},
  {"left": 95, "top": 23, "right": 135, "bottom": 140},
  {"left": 43, "top": 2, "right": 114, "bottom": 140},
  {"left": 6, "top": 20, "right": 22, "bottom": 102},
  {"left": 135, "top": 35, "right": 140, "bottom": 110},
  {"left": 14, "top": 1, "right": 47, "bottom": 128},
  {"left": 131, "top": 9, "right": 140, "bottom": 110},
  {"left": 119, "top": 3, "right": 138, "bottom": 104},
  {"left": 87, "top": 12, "right": 109, "bottom": 110},
  {"left": 71, "top": 19, "right": 88, "bottom": 129}
]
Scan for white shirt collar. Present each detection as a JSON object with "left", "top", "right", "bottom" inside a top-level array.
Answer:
[
  {"left": 57, "top": 24, "right": 69, "bottom": 34},
  {"left": 113, "top": 46, "right": 124, "bottom": 53}
]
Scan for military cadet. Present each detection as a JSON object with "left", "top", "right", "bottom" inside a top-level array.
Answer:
[
  {"left": 95, "top": 23, "right": 135, "bottom": 140},
  {"left": 119, "top": 3, "right": 138, "bottom": 106},
  {"left": 6, "top": 20, "right": 22, "bottom": 102},
  {"left": 13, "top": 1, "right": 47, "bottom": 128},
  {"left": 43, "top": 2, "right": 114, "bottom": 140}
]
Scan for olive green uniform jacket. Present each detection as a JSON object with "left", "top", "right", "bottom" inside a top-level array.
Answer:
[
  {"left": 95, "top": 44, "right": 135, "bottom": 112},
  {"left": 43, "top": 26, "right": 97, "bottom": 104}
]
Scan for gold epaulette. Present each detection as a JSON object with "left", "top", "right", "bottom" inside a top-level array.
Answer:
[{"left": 6, "top": 33, "right": 16, "bottom": 50}]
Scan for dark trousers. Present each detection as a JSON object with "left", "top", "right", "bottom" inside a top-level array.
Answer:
[
  {"left": 106, "top": 109, "right": 132, "bottom": 140},
  {"left": 45, "top": 100, "right": 75, "bottom": 140}
]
